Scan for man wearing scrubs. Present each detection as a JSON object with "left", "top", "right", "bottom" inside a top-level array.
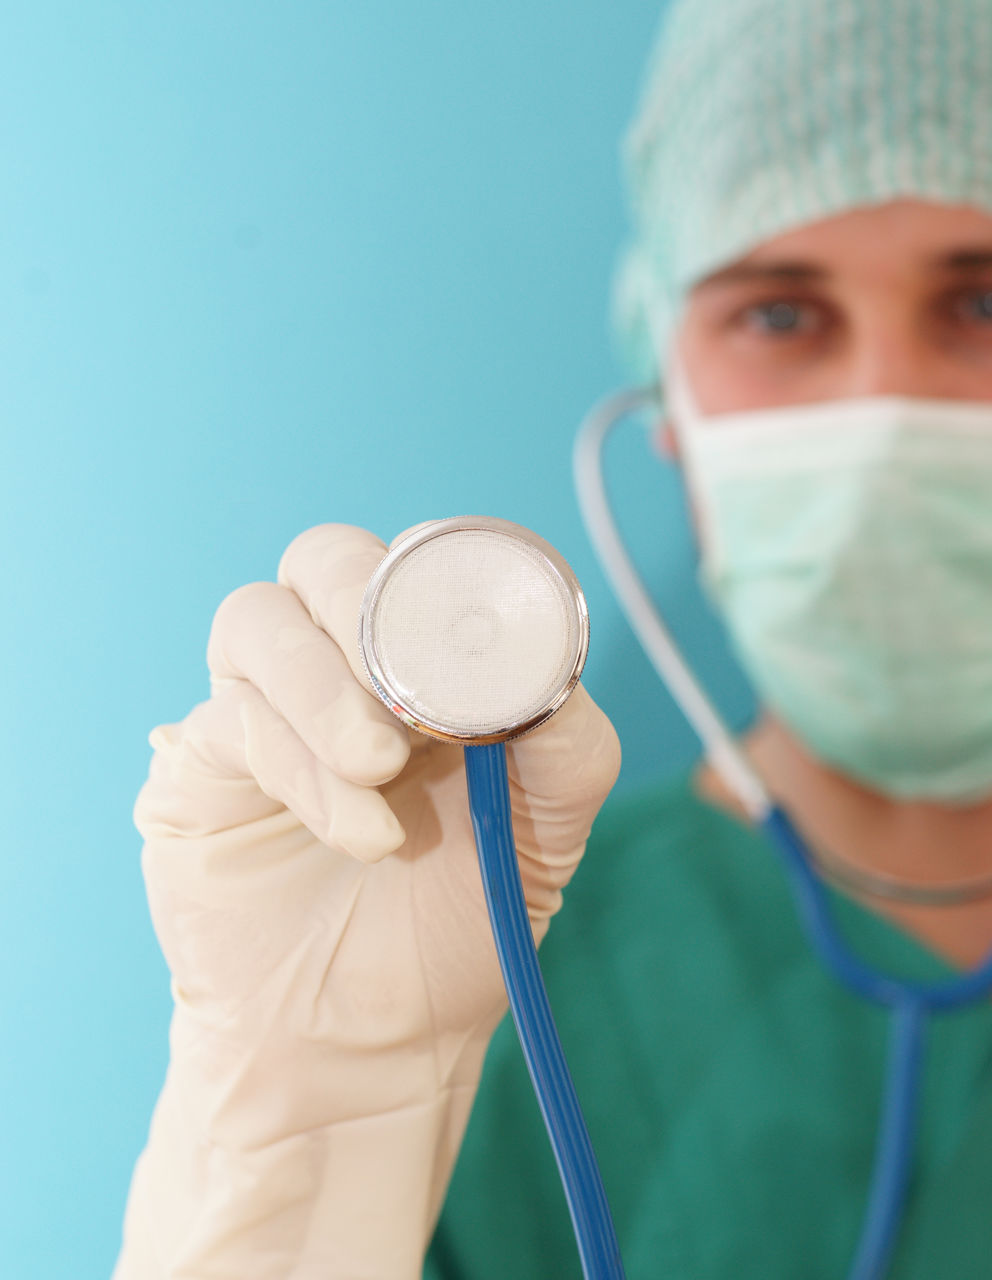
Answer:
[{"left": 113, "top": 0, "right": 992, "bottom": 1276}]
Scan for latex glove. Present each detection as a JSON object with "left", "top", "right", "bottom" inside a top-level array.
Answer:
[{"left": 112, "top": 523, "right": 621, "bottom": 1280}]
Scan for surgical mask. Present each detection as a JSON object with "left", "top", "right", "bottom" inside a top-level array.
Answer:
[{"left": 666, "top": 354, "right": 992, "bottom": 806}]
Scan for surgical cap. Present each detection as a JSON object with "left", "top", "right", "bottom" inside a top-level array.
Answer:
[{"left": 614, "top": 0, "right": 992, "bottom": 397}]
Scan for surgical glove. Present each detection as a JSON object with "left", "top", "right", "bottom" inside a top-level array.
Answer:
[{"left": 112, "top": 522, "right": 621, "bottom": 1280}]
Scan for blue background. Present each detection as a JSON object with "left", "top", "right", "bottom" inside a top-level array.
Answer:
[{"left": 0, "top": 3, "right": 756, "bottom": 1274}]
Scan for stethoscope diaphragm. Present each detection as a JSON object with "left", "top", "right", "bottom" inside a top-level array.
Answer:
[{"left": 359, "top": 515, "right": 589, "bottom": 744}]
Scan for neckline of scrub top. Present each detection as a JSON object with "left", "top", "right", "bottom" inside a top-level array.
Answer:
[{"left": 671, "top": 764, "right": 971, "bottom": 991}]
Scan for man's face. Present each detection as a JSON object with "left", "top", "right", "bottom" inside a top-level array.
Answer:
[{"left": 668, "top": 198, "right": 992, "bottom": 427}]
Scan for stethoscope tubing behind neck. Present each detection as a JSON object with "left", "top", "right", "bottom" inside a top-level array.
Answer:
[{"left": 764, "top": 805, "right": 992, "bottom": 1012}]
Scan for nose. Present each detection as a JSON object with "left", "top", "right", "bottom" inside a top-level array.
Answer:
[{"left": 842, "top": 315, "right": 951, "bottom": 400}]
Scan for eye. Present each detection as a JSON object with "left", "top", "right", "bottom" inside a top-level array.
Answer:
[
  {"left": 735, "top": 298, "right": 823, "bottom": 337},
  {"left": 952, "top": 289, "right": 992, "bottom": 324}
]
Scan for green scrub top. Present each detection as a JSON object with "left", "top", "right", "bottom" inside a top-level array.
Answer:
[{"left": 424, "top": 767, "right": 992, "bottom": 1279}]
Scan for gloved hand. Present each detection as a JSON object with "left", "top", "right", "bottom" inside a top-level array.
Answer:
[{"left": 112, "top": 522, "right": 621, "bottom": 1280}]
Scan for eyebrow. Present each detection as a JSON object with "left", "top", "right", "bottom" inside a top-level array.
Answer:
[
  {"left": 693, "top": 246, "right": 992, "bottom": 291},
  {"left": 937, "top": 247, "right": 992, "bottom": 271}
]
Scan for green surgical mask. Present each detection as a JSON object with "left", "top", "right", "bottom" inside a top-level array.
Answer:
[{"left": 667, "top": 361, "right": 992, "bottom": 806}]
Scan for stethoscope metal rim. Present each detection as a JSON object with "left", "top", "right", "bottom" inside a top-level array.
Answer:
[{"left": 359, "top": 514, "right": 591, "bottom": 746}]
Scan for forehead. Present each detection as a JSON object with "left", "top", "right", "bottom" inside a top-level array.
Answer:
[{"left": 691, "top": 199, "right": 992, "bottom": 293}]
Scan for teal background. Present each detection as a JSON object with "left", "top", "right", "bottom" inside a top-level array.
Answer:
[{"left": 0, "top": 3, "right": 755, "bottom": 1275}]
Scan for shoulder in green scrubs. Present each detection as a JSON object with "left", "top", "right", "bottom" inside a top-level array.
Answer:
[{"left": 425, "top": 768, "right": 992, "bottom": 1279}]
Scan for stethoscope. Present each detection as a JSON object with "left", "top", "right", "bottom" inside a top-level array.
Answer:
[{"left": 356, "top": 390, "right": 992, "bottom": 1280}]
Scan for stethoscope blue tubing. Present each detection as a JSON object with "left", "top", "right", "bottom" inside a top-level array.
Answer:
[
  {"left": 463, "top": 744, "right": 992, "bottom": 1280},
  {"left": 464, "top": 742, "right": 626, "bottom": 1280},
  {"left": 763, "top": 805, "right": 992, "bottom": 1012},
  {"left": 762, "top": 804, "right": 992, "bottom": 1280},
  {"left": 848, "top": 1000, "right": 924, "bottom": 1280}
]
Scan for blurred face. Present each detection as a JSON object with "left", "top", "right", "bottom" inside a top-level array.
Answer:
[{"left": 668, "top": 198, "right": 992, "bottom": 424}]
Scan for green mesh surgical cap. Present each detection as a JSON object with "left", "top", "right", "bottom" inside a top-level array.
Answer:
[{"left": 614, "top": 0, "right": 992, "bottom": 397}]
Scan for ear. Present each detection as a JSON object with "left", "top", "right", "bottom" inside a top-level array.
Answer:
[{"left": 652, "top": 418, "right": 681, "bottom": 460}]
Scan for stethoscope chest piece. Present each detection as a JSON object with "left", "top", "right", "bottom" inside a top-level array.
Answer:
[{"left": 359, "top": 515, "right": 589, "bottom": 744}]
